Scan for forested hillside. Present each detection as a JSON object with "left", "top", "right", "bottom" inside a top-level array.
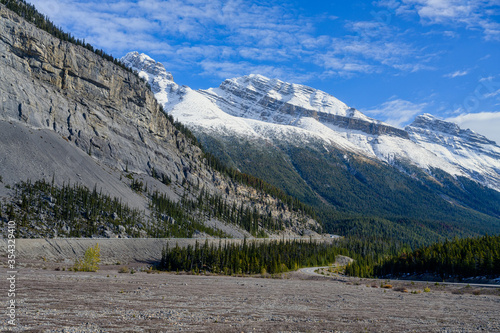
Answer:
[
  {"left": 345, "top": 234, "right": 500, "bottom": 279},
  {"left": 199, "top": 136, "right": 500, "bottom": 247}
]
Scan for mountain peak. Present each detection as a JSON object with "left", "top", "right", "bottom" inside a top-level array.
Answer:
[
  {"left": 120, "top": 52, "right": 499, "bottom": 192},
  {"left": 408, "top": 114, "right": 496, "bottom": 145},
  {"left": 226, "top": 74, "right": 287, "bottom": 90},
  {"left": 122, "top": 51, "right": 174, "bottom": 82},
  {"left": 204, "top": 73, "right": 369, "bottom": 122},
  {"left": 411, "top": 113, "right": 460, "bottom": 132},
  {"left": 122, "top": 52, "right": 182, "bottom": 106}
]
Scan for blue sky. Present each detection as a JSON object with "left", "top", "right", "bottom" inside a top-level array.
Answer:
[{"left": 28, "top": 0, "right": 500, "bottom": 143}]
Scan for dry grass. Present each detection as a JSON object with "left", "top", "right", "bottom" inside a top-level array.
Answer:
[{"left": 118, "top": 266, "right": 130, "bottom": 273}]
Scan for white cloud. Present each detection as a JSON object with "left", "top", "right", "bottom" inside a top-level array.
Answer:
[
  {"left": 363, "top": 98, "right": 428, "bottom": 127},
  {"left": 315, "top": 53, "right": 377, "bottom": 76},
  {"left": 378, "top": 0, "right": 500, "bottom": 40},
  {"left": 344, "top": 20, "right": 394, "bottom": 39},
  {"left": 484, "top": 89, "right": 500, "bottom": 98},
  {"left": 444, "top": 70, "right": 469, "bottom": 78},
  {"left": 313, "top": 35, "right": 424, "bottom": 77},
  {"left": 446, "top": 111, "right": 500, "bottom": 144},
  {"left": 27, "top": 0, "right": 433, "bottom": 85},
  {"left": 199, "top": 60, "right": 313, "bottom": 83}
]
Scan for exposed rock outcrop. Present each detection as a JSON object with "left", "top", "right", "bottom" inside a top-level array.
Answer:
[
  {"left": 0, "top": 4, "right": 320, "bottom": 237},
  {"left": 0, "top": 4, "right": 194, "bottom": 184}
]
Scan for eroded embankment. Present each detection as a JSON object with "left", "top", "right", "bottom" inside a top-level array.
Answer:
[{"left": 0, "top": 237, "right": 325, "bottom": 264}]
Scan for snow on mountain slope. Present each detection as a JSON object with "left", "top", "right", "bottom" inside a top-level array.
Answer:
[
  {"left": 406, "top": 114, "right": 500, "bottom": 188},
  {"left": 121, "top": 52, "right": 180, "bottom": 107},
  {"left": 121, "top": 52, "right": 500, "bottom": 192},
  {"left": 200, "top": 74, "right": 373, "bottom": 124}
]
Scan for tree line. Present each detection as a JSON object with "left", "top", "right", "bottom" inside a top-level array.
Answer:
[
  {"left": 158, "top": 239, "right": 350, "bottom": 275},
  {"left": 345, "top": 234, "right": 500, "bottom": 279},
  {"left": 373, "top": 234, "right": 500, "bottom": 279},
  {"left": 150, "top": 188, "right": 282, "bottom": 238},
  {"left": 0, "top": 172, "right": 317, "bottom": 238},
  {"left": 157, "top": 235, "right": 421, "bottom": 276},
  {"left": 2, "top": 179, "right": 144, "bottom": 237}
]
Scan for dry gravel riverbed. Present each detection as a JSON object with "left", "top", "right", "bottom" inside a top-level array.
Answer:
[{"left": 1, "top": 264, "right": 499, "bottom": 332}]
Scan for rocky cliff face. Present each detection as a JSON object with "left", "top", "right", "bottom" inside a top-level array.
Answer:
[
  {"left": 0, "top": 5, "right": 194, "bottom": 184},
  {"left": 0, "top": 5, "right": 319, "bottom": 237},
  {"left": 404, "top": 114, "right": 500, "bottom": 189}
]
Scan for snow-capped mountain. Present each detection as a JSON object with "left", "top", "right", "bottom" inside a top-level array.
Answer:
[
  {"left": 122, "top": 52, "right": 500, "bottom": 193},
  {"left": 200, "top": 74, "right": 370, "bottom": 123},
  {"left": 121, "top": 52, "right": 179, "bottom": 107}
]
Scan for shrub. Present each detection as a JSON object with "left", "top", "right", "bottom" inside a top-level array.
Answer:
[
  {"left": 118, "top": 266, "right": 130, "bottom": 273},
  {"left": 423, "top": 287, "right": 431, "bottom": 293},
  {"left": 73, "top": 243, "right": 101, "bottom": 272}
]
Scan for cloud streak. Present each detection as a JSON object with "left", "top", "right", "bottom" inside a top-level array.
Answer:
[
  {"left": 444, "top": 70, "right": 469, "bottom": 78},
  {"left": 28, "top": 0, "right": 433, "bottom": 83},
  {"left": 446, "top": 111, "right": 500, "bottom": 143},
  {"left": 362, "top": 98, "right": 428, "bottom": 127},
  {"left": 378, "top": 0, "right": 500, "bottom": 40}
]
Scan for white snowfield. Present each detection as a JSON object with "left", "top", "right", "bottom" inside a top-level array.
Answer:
[{"left": 122, "top": 52, "right": 500, "bottom": 192}]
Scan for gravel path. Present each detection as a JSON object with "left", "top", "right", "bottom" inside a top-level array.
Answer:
[{"left": 1, "top": 266, "right": 499, "bottom": 332}]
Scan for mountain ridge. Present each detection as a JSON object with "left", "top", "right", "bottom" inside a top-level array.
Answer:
[
  {"left": 122, "top": 51, "right": 500, "bottom": 193},
  {"left": 122, "top": 51, "right": 500, "bottom": 244}
]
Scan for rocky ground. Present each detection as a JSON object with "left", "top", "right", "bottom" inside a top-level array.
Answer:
[{"left": 1, "top": 261, "right": 499, "bottom": 332}]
